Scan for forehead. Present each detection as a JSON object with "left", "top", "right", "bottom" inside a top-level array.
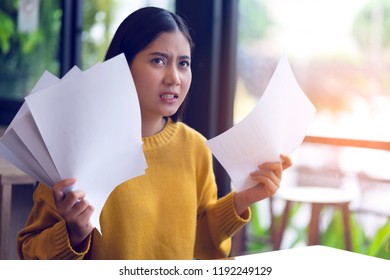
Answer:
[{"left": 143, "top": 31, "right": 191, "bottom": 55}]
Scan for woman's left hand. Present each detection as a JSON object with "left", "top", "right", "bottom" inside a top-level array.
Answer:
[{"left": 234, "top": 154, "right": 292, "bottom": 215}]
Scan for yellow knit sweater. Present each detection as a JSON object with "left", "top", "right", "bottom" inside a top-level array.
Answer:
[{"left": 17, "top": 120, "right": 250, "bottom": 259}]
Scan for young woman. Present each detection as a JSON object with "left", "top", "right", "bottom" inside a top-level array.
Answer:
[{"left": 17, "top": 6, "right": 291, "bottom": 260}]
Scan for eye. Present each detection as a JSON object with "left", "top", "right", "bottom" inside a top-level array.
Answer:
[
  {"left": 179, "top": 60, "right": 190, "bottom": 68},
  {"left": 151, "top": 58, "right": 165, "bottom": 65}
]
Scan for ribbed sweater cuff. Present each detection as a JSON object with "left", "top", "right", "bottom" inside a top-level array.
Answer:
[
  {"left": 52, "top": 220, "right": 90, "bottom": 260},
  {"left": 211, "top": 192, "right": 251, "bottom": 242}
]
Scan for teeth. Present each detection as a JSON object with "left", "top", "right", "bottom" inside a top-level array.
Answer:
[{"left": 160, "top": 94, "right": 176, "bottom": 99}]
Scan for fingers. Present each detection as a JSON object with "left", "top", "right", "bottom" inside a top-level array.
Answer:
[
  {"left": 64, "top": 193, "right": 88, "bottom": 214},
  {"left": 67, "top": 203, "right": 94, "bottom": 249},
  {"left": 251, "top": 155, "right": 292, "bottom": 181},
  {"left": 77, "top": 204, "right": 94, "bottom": 222},
  {"left": 256, "top": 161, "right": 284, "bottom": 181},
  {"left": 51, "top": 178, "right": 94, "bottom": 248},
  {"left": 57, "top": 189, "right": 87, "bottom": 217},
  {"left": 240, "top": 155, "right": 293, "bottom": 207},
  {"left": 52, "top": 178, "right": 91, "bottom": 220},
  {"left": 280, "top": 154, "right": 292, "bottom": 170},
  {"left": 250, "top": 166, "right": 281, "bottom": 186},
  {"left": 65, "top": 199, "right": 94, "bottom": 227},
  {"left": 52, "top": 178, "right": 76, "bottom": 204},
  {"left": 249, "top": 155, "right": 292, "bottom": 188}
]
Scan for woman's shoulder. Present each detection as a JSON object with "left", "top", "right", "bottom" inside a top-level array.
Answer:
[{"left": 175, "top": 121, "right": 207, "bottom": 142}]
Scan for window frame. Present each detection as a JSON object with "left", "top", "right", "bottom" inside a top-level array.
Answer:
[{"left": 0, "top": 0, "right": 82, "bottom": 127}]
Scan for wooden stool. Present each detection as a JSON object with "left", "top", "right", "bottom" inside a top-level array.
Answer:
[{"left": 270, "top": 186, "right": 353, "bottom": 251}]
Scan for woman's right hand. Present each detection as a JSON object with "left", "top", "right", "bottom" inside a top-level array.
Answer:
[{"left": 52, "top": 178, "right": 94, "bottom": 249}]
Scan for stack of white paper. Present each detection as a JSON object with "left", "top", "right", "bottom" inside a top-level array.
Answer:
[
  {"left": 0, "top": 54, "right": 147, "bottom": 233},
  {"left": 207, "top": 57, "right": 316, "bottom": 192}
]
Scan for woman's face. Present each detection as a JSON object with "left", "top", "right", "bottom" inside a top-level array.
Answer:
[{"left": 130, "top": 31, "right": 192, "bottom": 122}]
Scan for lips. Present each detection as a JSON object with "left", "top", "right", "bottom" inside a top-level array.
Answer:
[{"left": 159, "top": 92, "right": 179, "bottom": 100}]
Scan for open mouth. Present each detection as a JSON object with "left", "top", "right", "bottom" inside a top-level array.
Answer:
[{"left": 160, "top": 93, "right": 179, "bottom": 100}]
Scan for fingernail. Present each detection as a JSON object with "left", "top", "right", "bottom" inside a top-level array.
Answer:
[{"left": 63, "top": 185, "right": 74, "bottom": 194}]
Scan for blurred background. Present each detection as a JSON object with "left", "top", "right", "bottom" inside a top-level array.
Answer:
[{"left": 0, "top": 0, "right": 389, "bottom": 259}]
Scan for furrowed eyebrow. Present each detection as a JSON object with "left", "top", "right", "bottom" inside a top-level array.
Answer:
[
  {"left": 148, "top": 52, "right": 191, "bottom": 60},
  {"left": 149, "top": 52, "right": 169, "bottom": 58},
  {"left": 179, "top": 55, "right": 191, "bottom": 60}
]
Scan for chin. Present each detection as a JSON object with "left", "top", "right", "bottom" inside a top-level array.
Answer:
[{"left": 162, "top": 110, "right": 178, "bottom": 118}]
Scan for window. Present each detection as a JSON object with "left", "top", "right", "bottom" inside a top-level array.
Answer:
[
  {"left": 237, "top": 0, "right": 390, "bottom": 184},
  {"left": 0, "top": 0, "right": 62, "bottom": 125},
  {"left": 81, "top": 0, "right": 175, "bottom": 69},
  {"left": 236, "top": 0, "right": 390, "bottom": 142},
  {"left": 237, "top": 0, "right": 390, "bottom": 255},
  {"left": 0, "top": 0, "right": 175, "bottom": 127}
]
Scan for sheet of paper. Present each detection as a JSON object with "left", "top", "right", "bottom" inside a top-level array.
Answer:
[
  {"left": 0, "top": 71, "right": 61, "bottom": 186},
  {"left": 25, "top": 53, "right": 146, "bottom": 232},
  {"left": 206, "top": 57, "right": 316, "bottom": 191},
  {"left": 4, "top": 70, "right": 59, "bottom": 135},
  {"left": 0, "top": 128, "right": 54, "bottom": 187},
  {"left": 0, "top": 139, "right": 43, "bottom": 183},
  {"left": 1, "top": 69, "right": 87, "bottom": 187},
  {"left": 11, "top": 67, "right": 82, "bottom": 185}
]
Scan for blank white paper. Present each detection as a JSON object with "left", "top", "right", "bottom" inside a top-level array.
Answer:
[
  {"left": 25, "top": 54, "right": 146, "bottom": 232},
  {"left": 0, "top": 54, "right": 146, "bottom": 234},
  {"left": 206, "top": 57, "right": 316, "bottom": 192},
  {"left": 0, "top": 71, "right": 61, "bottom": 186}
]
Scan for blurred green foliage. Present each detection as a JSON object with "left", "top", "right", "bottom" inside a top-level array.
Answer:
[
  {"left": 0, "top": 0, "right": 62, "bottom": 100},
  {"left": 0, "top": 0, "right": 117, "bottom": 100},
  {"left": 247, "top": 202, "right": 390, "bottom": 260},
  {"left": 82, "top": 0, "right": 115, "bottom": 69},
  {"left": 353, "top": 0, "right": 390, "bottom": 51},
  {"left": 0, "top": 0, "right": 173, "bottom": 100},
  {"left": 238, "top": 0, "right": 271, "bottom": 43}
]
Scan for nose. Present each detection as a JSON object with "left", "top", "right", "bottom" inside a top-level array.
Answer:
[{"left": 164, "top": 66, "right": 180, "bottom": 86}]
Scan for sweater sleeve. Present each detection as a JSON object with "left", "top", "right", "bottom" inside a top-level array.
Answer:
[
  {"left": 16, "top": 184, "right": 91, "bottom": 260},
  {"left": 193, "top": 137, "right": 251, "bottom": 259},
  {"left": 194, "top": 192, "right": 251, "bottom": 259}
]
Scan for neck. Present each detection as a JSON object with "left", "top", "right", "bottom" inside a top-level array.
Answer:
[{"left": 142, "top": 117, "right": 167, "bottom": 137}]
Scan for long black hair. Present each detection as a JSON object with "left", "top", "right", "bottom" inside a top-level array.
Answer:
[{"left": 105, "top": 7, "right": 194, "bottom": 122}]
